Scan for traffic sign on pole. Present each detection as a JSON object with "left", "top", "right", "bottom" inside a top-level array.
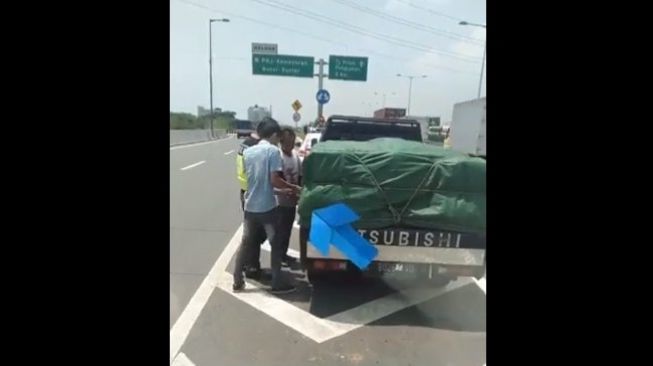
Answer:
[
  {"left": 252, "top": 54, "right": 315, "bottom": 78},
  {"left": 251, "top": 43, "right": 278, "bottom": 55},
  {"left": 293, "top": 112, "right": 301, "bottom": 122},
  {"left": 292, "top": 99, "right": 302, "bottom": 112},
  {"left": 316, "top": 89, "right": 330, "bottom": 104},
  {"left": 328, "top": 55, "right": 368, "bottom": 81}
]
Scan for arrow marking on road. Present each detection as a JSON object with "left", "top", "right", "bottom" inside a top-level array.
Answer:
[{"left": 171, "top": 353, "right": 196, "bottom": 366}]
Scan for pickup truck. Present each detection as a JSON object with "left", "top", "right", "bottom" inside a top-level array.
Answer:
[{"left": 298, "top": 115, "right": 486, "bottom": 286}]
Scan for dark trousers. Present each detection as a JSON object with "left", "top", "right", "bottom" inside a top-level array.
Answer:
[
  {"left": 277, "top": 206, "right": 296, "bottom": 260},
  {"left": 240, "top": 189, "right": 267, "bottom": 270},
  {"left": 233, "top": 207, "right": 286, "bottom": 288}
]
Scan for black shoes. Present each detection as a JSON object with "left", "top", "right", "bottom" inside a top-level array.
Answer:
[
  {"left": 232, "top": 282, "right": 245, "bottom": 292},
  {"left": 281, "top": 256, "right": 296, "bottom": 268},
  {"left": 269, "top": 284, "right": 296, "bottom": 294}
]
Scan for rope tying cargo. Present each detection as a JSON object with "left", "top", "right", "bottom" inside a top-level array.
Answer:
[{"left": 350, "top": 155, "right": 439, "bottom": 225}]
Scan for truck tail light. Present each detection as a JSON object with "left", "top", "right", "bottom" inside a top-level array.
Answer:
[
  {"left": 312, "top": 260, "right": 347, "bottom": 271},
  {"left": 313, "top": 260, "right": 326, "bottom": 270},
  {"left": 328, "top": 261, "right": 347, "bottom": 271}
]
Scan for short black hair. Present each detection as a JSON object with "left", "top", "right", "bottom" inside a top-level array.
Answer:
[
  {"left": 257, "top": 117, "right": 281, "bottom": 139},
  {"left": 280, "top": 126, "right": 295, "bottom": 139}
]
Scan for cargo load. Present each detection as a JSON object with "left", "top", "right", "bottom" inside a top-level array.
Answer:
[{"left": 298, "top": 138, "right": 486, "bottom": 234}]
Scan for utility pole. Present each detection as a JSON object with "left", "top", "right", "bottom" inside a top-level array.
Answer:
[
  {"left": 208, "top": 18, "right": 229, "bottom": 138},
  {"left": 315, "top": 58, "right": 327, "bottom": 122},
  {"left": 397, "top": 74, "right": 427, "bottom": 115}
]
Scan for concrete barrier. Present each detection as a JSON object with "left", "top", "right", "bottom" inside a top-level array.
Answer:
[{"left": 170, "top": 129, "right": 227, "bottom": 146}]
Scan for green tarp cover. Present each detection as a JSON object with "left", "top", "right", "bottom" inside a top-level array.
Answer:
[{"left": 298, "top": 138, "right": 486, "bottom": 234}]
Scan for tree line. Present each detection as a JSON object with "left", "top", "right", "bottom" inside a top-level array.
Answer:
[{"left": 170, "top": 111, "right": 236, "bottom": 130}]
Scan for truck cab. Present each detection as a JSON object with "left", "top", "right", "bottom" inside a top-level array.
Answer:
[{"left": 320, "top": 115, "right": 422, "bottom": 142}]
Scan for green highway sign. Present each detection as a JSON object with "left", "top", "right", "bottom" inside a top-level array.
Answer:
[
  {"left": 328, "top": 55, "right": 368, "bottom": 81},
  {"left": 252, "top": 54, "right": 315, "bottom": 78}
]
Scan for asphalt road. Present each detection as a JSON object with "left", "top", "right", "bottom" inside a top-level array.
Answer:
[{"left": 170, "top": 137, "right": 486, "bottom": 366}]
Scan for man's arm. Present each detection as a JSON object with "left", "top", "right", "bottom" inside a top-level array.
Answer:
[
  {"left": 270, "top": 171, "right": 300, "bottom": 192},
  {"left": 268, "top": 149, "right": 300, "bottom": 192}
]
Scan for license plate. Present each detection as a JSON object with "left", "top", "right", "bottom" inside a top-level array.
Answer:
[{"left": 375, "top": 262, "right": 417, "bottom": 274}]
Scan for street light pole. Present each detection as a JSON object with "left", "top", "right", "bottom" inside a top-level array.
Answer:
[
  {"left": 396, "top": 74, "right": 427, "bottom": 115},
  {"left": 209, "top": 18, "right": 229, "bottom": 139},
  {"left": 375, "top": 91, "right": 397, "bottom": 108},
  {"left": 408, "top": 78, "right": 413, "bottom": 114},
  {"left": 459, "top": 21, "right": 486, "bottom": 98},
  {"left": 478, "top": 41, "right": 486, "bottom": 98}
]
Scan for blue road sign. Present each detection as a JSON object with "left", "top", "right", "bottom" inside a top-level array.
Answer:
[
  {"left": 309, "top": 203, "right": 378, "bottom": 270},
  {"left": 316, "top": 89, "right": 330, "bottom": 104}
]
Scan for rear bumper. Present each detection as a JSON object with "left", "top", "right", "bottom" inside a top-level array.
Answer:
[
  {"left": 306, "top": 258, "right": 484, "bottom": 279},
  {"left": 306, "top": 241, "right": 484, "bottom": 266},
  {"left": 299, "top": 225, "right": 486, "bottom": 278}
]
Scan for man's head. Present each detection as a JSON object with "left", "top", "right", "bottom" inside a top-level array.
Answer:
[
  {"left": 279, "top": 126, "right": 296, "bottom": 155},
  {"left": 257, "top": 117, "right": 281, "bottom": 145}
]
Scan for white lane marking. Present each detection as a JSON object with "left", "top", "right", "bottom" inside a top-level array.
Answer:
[
  {"left": 474, "top": 277, "right": 486, "bottom": 294},
  {"left": 260, "top": 240, "right": 300, "bottom": 258},
  {"left": 171, "top": 353, "right": 196, "bottom": 366},
  {"left": 170, "top": 135, "right": 234, "bottom": 150},
  {"left": 213, "top": 228, "right": 478, "bottom": 343},
  {"left": 180, "top": 161, "right": 206, "bottom": 171},
  {"left": 171, "top": 223, "right": 483, "bottom": 358},
  {"left": 224, "top": 150, "right": 234, "bottom": 155},
  {"left": 170, "top": 225, "right": 243, "bottom": 363},
  {"left": 293, "top": 221, "right": 300, "bottom": 230},
  {"left": 216, "top": 271, "right": 474, "bottom": 343},
  {"left": 325, "top": 278, "right": 473, "bottom": 326}
]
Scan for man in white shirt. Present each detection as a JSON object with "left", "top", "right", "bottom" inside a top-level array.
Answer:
[
  {"left": 233, "top": 119, "right": 300, "bottom": 294},
  {"left": 275, "top": 127, "right": 302, "bottom": 266}
]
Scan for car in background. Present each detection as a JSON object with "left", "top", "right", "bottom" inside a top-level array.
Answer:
[
  {"left": 308, "top": 126, "right": 323, "bottom": 133},
  {"left": 297, "top": 132, "right": 321, "bottom": 162},
  {"left": 235, "top": 119, "right": 255, "bottom": 139}
]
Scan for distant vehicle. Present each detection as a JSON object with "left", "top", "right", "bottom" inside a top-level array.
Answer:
[
  {"left": 320, "top": 115, "right": 422, "bottom": 142},
  {"left": 404, "top": 116, "right": 441, "bottom": 142},
  {"left": 298, "top": 132, "right": 322, "bottom": 162},
  {"left": 234, "top": 119, "right": 255, "bottom": 139},
  {"left": 373, "top": 108, "right": 407, "bottom": 119},
  {"left": 448, "top": 97, "right": 486, "bottom": 157}
]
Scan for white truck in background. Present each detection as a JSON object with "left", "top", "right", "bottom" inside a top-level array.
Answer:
[{"left": 447, "top": 97, "right": 486, "bottom": 157}]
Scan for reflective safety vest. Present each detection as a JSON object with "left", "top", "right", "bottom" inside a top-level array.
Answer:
[{"left": 236, "top": 136, "right": 260, "bottom": 191}]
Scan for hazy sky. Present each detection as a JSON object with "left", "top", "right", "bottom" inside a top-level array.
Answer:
[{"left": 170, "top": 0, "right": 485, "bottom": 125}]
